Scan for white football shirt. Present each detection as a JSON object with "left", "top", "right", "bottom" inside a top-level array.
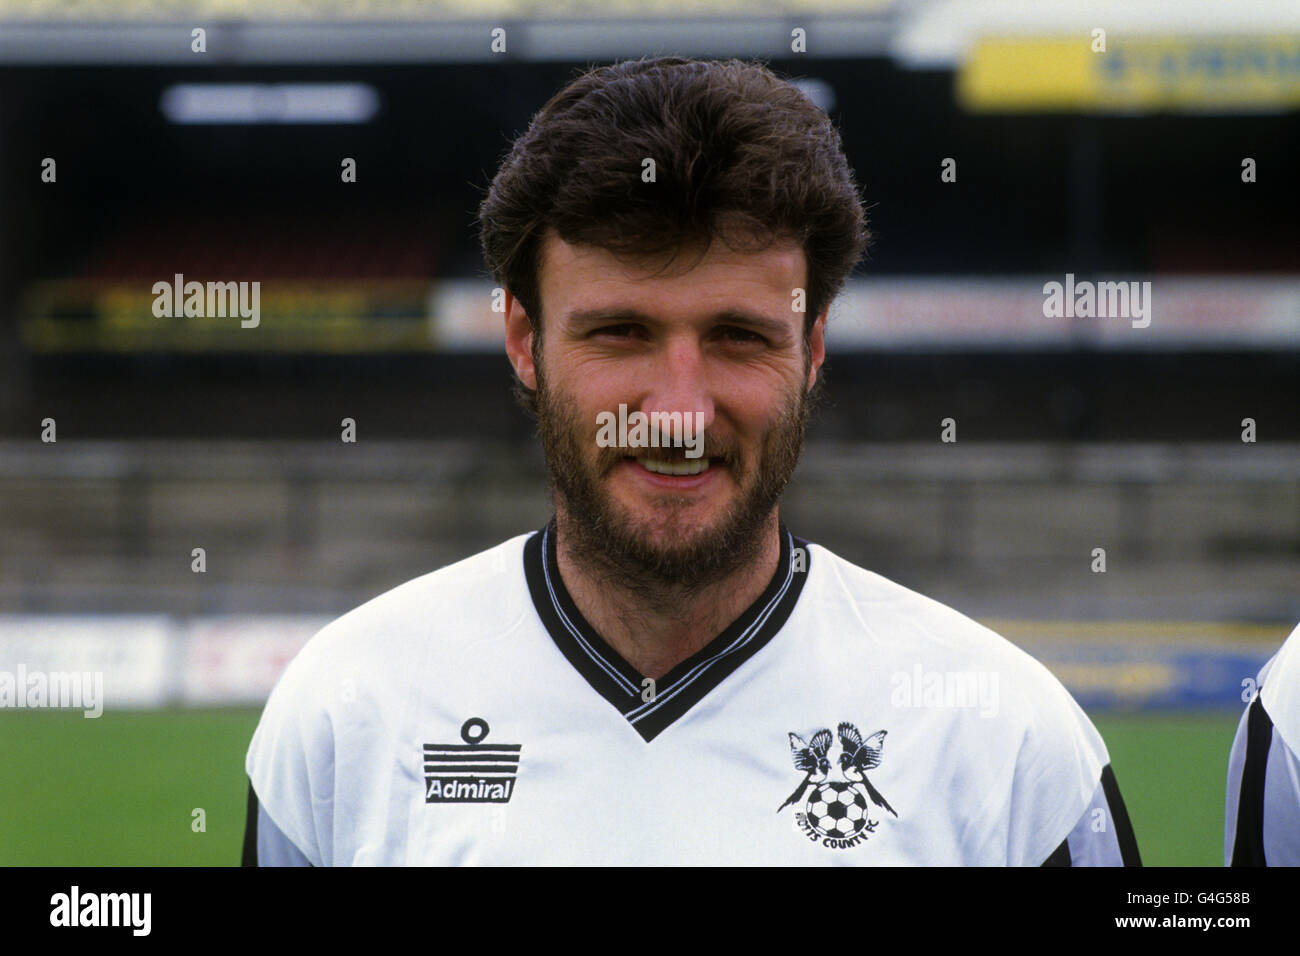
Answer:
[
  {"left": 243, "top": 523, "right": 1139, "bottom": 866},
  {"left": 1225, "top": 621, "right": 1300, "bottom": 866}
]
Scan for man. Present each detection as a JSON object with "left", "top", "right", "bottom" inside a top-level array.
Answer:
[
  {"left": 1225, "top": 622, "right": 1300, "bottom": 865},
  {"left": 243, "top": 56, "right": 1139, "bottom": 865}
]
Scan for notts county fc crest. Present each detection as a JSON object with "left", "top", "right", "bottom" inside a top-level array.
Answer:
[
  {"left": 423, "top": 718, "right": 521, "bottom": 804},
  {"left": 779, "top": 722, "right": 898, "bottom": 849}
]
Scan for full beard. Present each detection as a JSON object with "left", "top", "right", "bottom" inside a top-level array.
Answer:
[{"left": 536, "top": 373, "right": 809, "bottom": 598}]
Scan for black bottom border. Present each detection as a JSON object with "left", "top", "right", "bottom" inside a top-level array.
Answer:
[{"left": 7, "top": 866, "right": 1276, "bottom": 942}]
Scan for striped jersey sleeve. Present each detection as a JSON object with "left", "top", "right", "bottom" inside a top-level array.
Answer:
[
  {"left": 1225, "top": 624, "right": 1300, "bottom": 867},
  {"left": 242, "top": 779, "right": 313, "bottom": 867},
  {"left": 1041, "top": 765, "right": 1142, "bottom": 866}
]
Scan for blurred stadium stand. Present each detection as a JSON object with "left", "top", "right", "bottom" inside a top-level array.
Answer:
[
  {"left": 0, "top": 0, "right": 1295, "bottom": 711},
  {"left": 0, "top": 438, "right": 1294, "bottom": 623}
]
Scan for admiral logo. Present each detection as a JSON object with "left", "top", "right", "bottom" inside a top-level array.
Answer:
[{"left": 424, "top": 717, "right": 521, "bottom": 804}]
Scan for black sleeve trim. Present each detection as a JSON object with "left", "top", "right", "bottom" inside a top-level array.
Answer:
[
  {"left": 241, "top": 779, "right": 259, "bottom": 867},
  {"left": 1230, "top": 694, "right": 1273, "bottom": 867},
  {"left": 1042, "top": 838, "right": 1071, "bottom": 866},
  {"left": 1100, "top": 764, "right": 1142, "bottom": 867}
]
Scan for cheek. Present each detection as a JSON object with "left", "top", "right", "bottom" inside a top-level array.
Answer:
[
  {"left": 552, "top": 359, "right": 635, "bottom": 412},
  {"left": 730, "top": 379, "right": 804, "bottom": 435}
]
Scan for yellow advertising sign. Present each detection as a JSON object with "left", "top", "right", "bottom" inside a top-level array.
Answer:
[
  {"left": 19, "top": 279, "right": 435, "bottom": 353},
  {"left": 959, "top": 35, "right": 1300, "bottom": 112}
]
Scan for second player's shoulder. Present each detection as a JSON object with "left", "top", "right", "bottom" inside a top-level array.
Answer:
[{"left": 1258, "top": 622, "right": 1300, "bottom": 753}]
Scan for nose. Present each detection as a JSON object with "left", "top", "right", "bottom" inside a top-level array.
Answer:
[{"left": 638, "top": 334, "right": 716, "bottom": 439}]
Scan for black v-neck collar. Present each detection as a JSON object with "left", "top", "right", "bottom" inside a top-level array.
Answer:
[{"left": 523, "top": 519, "right": 810, "bottom": 742}]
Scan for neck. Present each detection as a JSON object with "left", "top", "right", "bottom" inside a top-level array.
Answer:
[{"left": 554, "top": 509, "right": 782, "bottom": 680}]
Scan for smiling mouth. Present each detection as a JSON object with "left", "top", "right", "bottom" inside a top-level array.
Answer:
[{"left": 623, "top": 454, "right": 721, "bottom": 477}]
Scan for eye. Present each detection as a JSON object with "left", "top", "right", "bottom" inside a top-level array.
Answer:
[
  {"left": 592, "top": 324, "right": 642, "bottom": 340},
  {"left": 718, "top": 326, "right": 767, "bottom": 344}
]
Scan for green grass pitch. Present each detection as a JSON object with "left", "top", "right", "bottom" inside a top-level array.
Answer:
[{"left": 0, "top": 708, "right": 1241, "bottom": 866}]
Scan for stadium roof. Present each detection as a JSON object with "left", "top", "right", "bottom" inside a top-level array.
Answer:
[
  {"left": 0, "top": 0, "right": 1296, "bottom": 64},
  {"left": 0, "top": 0, "right": 902, "bottom": 63},
  {"left": 0, "top": 0, "right": 897, "bottom": 21}
]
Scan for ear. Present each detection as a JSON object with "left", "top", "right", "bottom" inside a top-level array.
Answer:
[
  {"left": 503, "top": 290, "right": 538, "bottom": 391},
  {"left": 806, "top": 309, "right": 827, "bottom": 392}
]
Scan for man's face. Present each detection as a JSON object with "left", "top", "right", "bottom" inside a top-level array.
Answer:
[{"left": 505, "top": 230, "right": 826, "bottom": 589}]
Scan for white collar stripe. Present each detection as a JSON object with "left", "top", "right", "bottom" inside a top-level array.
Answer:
[
  {"left": 540, "top": 526, "right": 640, "bottom": 696},
  {"left": 627, "top": 532, "right": 797, "bottom": 721}
]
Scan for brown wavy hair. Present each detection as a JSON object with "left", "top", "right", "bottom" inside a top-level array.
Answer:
[{"left": 477, "top": 57, "right": 870, "bottom": 416}]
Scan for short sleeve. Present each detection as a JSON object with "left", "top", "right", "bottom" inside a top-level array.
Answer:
[
  {"left": 242, "top": 779, "right": 313, "bottom": 866},
  {"left": 1041, "top": 766, "right": 1141, "bottom": 866},
  {"left": 1226, "top": 637, "right": 1300, "bottom": 867},
  {"left": 1001, "top": 660, "right": 1113, "bottom": 866},
  {"left": 244, "top": 640, "right": 336, "bottom": 868}
]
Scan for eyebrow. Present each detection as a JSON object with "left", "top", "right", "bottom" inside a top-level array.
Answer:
[{"left": 565, "top": 307, "right": 792, "bottom": 337}]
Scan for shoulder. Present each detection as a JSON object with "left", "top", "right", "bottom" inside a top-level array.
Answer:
[
  {"left": 803, "top": 541, "right": 1108, "bottom": 862},
  {"left": 278, "top": 532, "right": 534, "bottom": 688},
  {"left": 805, "top": 542, "right": 1088, "bottom": 714},
  {"left": 1260, "top": 622, "right": 1300, "bottom": 752},
  {"left": 244, "top": 533, "right": 536, "bottom": 858}
]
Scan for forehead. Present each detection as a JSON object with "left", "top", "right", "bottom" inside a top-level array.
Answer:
[{"left": 536, "top": 230, "right": 806, "bottom": 317}]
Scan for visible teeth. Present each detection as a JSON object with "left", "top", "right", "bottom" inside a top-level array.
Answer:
[{"left": 638, "top": 457, "right": 710, "bottom": 476}]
